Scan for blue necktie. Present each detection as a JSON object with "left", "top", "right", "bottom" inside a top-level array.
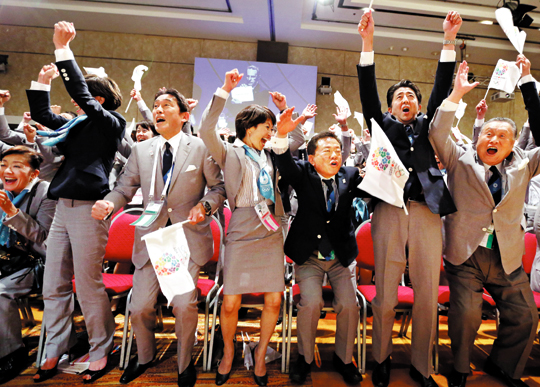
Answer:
[
  {"left": 405, "top": 125, "right": 415, "bottom": 145},
  {"left": 0, "top": 189, "right": 29, "bottom": 247},
  {"left": 36, "top": 115, "right": 88, "bottom": 146},
  {"left": 323, "top": 179, "right": 335, "bottom": 213},
  {"left": 162, "top": 142, "right": 173, "bottom": 183},
  {"left": 243, "top": 146, "right": 275, "bottom": 203},
  {"left": 488, "top": 166, "right": 502, "bottom": 205}
]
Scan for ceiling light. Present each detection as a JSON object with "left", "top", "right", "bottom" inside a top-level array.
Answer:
[
  {"left": 389, "top": 46, "right": 394, "bottom": 51},
  {"left": 479, "top": 20, "right": 494, "bottom": 25},
  {"left": 466, "top": 54, "right": 470, "bottom": 58},
  {"left": 431, "top": 51, "right": 439, "bottom": 56},
  {"left": 402, "top": 47, "right": 408, "bottom": 51}
]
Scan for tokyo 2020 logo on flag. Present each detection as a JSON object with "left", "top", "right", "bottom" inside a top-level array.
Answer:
[{"left": 154, "top": 251, "right": 183, "bottom": 276}]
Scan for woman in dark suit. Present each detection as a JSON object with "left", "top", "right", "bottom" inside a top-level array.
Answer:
[
  {"left": 199, "top": 69, "right": 302, "bottom": 386},
  {"left": 0, "top": 146, "right": 56, "bottom": 384},
  {"left": 27, "top": 22, "right": 125, "bottom": 383}
]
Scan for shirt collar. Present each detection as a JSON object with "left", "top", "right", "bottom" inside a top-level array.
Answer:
[
  {"left": 317, "top": 173, "right": 335, "bottom": 183},
  {"left": 159, "top": 131, "right": 183, "bottom": 158}
]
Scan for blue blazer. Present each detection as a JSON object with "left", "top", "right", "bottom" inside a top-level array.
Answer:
[{"left": 27, "top": 59, "right": 125, "bottom": 200}]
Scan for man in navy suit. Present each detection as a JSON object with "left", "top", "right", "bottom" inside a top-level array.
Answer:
[
  {"left": 271, "top": 127, "right": 365, "bottom": 385},
  {"left": 357, "top": 9, "right": 461, "bottom": 387}
]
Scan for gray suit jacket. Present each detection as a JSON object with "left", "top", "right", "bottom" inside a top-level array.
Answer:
[
  {"left": 430, "top": 107, "right": 540, "bottom": 274},
  {"left": 198, "top": 93, "right": 284, "bottom": 215},
  {"left": 3, "top": 180, "right": 56, "bottom": 258},
  {"left": 104, "top": 133, "right": 226, "bottom": 268}
]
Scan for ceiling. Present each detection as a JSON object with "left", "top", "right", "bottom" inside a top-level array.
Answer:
[{"left": 1, "top": 0, "right": 540, "bottom": 68}]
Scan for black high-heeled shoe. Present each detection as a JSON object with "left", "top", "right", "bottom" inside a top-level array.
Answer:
[
  {"left": 33, "top": 363, "right": 58, "bottom": 383},
  {"left": 82, "top": 367, "right": 108, "bottom": 384},
  {"left": 215, "top": 336, "right": 237, "bottom": 385},
  {"left": 252, "top": 345, "right": 268, "bottom": 387}
]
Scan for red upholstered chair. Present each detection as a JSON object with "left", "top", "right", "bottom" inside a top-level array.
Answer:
[
  {"left": 521, "top": 232, "right": 540, "bottom": 311},
  {"left": 120, "top": 211, "right": 229, "bottom": 371},
  {"left": 355, "top": 219, "right": 415, "bottom": 374}
]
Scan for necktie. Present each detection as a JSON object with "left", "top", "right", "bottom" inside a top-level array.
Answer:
[
  {"left": 323, "top": 179, "right": 335, "bottom": 213},
  {"left": 162, "top": 142, "right": 173, "bottom": 183},
  {"left": 405, "top": 125, "right": 415, "bottom": 145},
  {"left": 36, "top": 114, "right": 88, "bottom": 146},
  {"left": 488, "top": 166, "right": 502, "bottom": 205}
]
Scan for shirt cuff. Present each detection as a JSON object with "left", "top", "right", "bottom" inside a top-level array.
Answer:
[
  {"left": 440, "top": 50, "right": 456, "bottom": 63},
  {"left": 215, "top": 87, "right": 230, "bottom": 100},
  {"left": 3, "top": 209, "right": 20, "bottom": 221},
  {"left": 55, "top": 48, "right": 75, "bottom": 62},
  {"left": 440, "top": 99, "right": 459, "bottom": 112},
  {"left": 30, "top": 81, "right": 51, "bottom": 92},
  {"left": 474, "top": 118, "right": 485, "bottom": 128},
  {"left": 341, "top": 129, "right": 351, "bottom": 137},
  {"left": 520, "top": 74, "right": 534, "bottom": 84},
  {"left": 0, "top": 107, "right": 4, "bottom": 115},
  {"left": 270, "top": 136, "right": 289, "bottom": 155},
  {"left": 360, "top": 51, "right": 374, "bottom": 66}
]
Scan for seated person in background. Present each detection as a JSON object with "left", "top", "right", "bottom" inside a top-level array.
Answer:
[
  {"left": 0, "top": 146, "right": 56, "bottom": 384},
  {"left": 429, "top": 58, "right": 539, "bottom": 387}
]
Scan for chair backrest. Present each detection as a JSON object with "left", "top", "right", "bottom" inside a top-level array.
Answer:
[
  {"left": 522, "top": 232, "right": 537, "bottom": 274},
  {"left": 355, "top": 219, "right": 375, "bottom": 271},
  {"left": 104, "top": 209, "right": 141, "bottom": 263},
  {"left": 223, "top": 206, "right": 232, "bottom": 234},
  {"left": 210, "top": 215, "right": 224, "bottom": 263}
]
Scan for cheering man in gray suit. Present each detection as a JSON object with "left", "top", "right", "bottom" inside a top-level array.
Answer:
[
  {"left": 92, "top": 88, "right": 225, "bottom": 387},
  {"left": 429, "top": 58, "right": 539, "bottom": 387}
]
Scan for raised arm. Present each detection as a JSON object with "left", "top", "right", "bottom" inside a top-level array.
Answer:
[
  {"left": 517, "top": 55, "right": 540, "bottom": 146},
  {"left": 0, "top": 91, "right": 32, "bottom": 145}
]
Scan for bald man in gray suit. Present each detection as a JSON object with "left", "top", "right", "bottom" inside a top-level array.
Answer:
[{"left": 429, "top": 59, "right": 539, "bottom": 387}]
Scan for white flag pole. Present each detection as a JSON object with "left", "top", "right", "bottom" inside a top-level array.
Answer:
[
  {"left": 368, "top": 0, "right": 374, "bottom": 10},
  {"left": 125, "top": 97, "right": 133, "bottom": 113},
  {"left": 484, "top": 88, "right": 490, "bottom": 101}
]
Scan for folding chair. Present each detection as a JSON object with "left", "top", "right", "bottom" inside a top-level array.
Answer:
[{"left": 120, "top": 212, "right": 228, "bottom": 371}]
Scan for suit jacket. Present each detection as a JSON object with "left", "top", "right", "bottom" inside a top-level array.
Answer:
[
  {"left": 27, "top": 59, "right": 126, "bottom": 200},
  {"left": 429, "top": 93, "right": 540, "bottom": 274},
  {"left": 357, "top": 61, "right": 457, "bottom": 216},
  {"left": 105, "top": 134, "right": 226, "bottom": 268},
  {"left": 275, "top": 148, "right": 365, "bottom": 267},
  {"left": 199, "top": 93, "right": 285, "bottom": 215},
  {"left": 3, "top": 180, "right": 56, "bottom": 258}
]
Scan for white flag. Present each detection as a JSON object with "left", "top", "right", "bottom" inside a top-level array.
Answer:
[
  {"left": 354, "top": 111, "right": 364, "bottom": 131},
  {"left": 142, "top": 221, "right": 194, "bottom": 306},
  {"left": 131, "top": 65, "right": 149, "bottom": 91},
  {"left": 455, "top": 99, "right": 467, "bottom": 121},
  {"left": 487, "top": 59, "right": 521, "bottom": 94},
  {"left": 359, "top": 119, "right": 410, "bottom": 214},
  {"left": 496, "top": 7, "right": 526, "bottom": 54},
  {"left": 83, "top": 66, "right": 108, "bottom": 78},
  {"left": 334, "top": 90, "right": 352, "bottom": 118}
]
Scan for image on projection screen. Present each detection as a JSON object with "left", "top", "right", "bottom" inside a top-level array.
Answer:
[{"left": 191, "top": 57, "right": 318, "bottom": 134}]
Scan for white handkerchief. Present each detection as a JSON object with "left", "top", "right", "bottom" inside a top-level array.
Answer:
[{"left": 185, "top": 165, "right": 197, "bottom": 172}]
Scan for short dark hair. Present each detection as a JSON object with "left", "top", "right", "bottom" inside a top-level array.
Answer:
[
  {"left": 154, "top": 88, "right": 189, "bottom": 113},
  {"left": 386, "top": 79, "right": 422, "bottom": 109},
  {"left": 1, "top": 146, "right": 43, "bottom": 171},
  {"left": 481, "top": 117, "right": 517, "bottom": 138},
  {"left": 307, "top": 131, "right": 342, "bottom": 156},
  {"left": 137, "top": 120, "right": 158, "bottom": 136},
  {"left": 235, "top": 104, "right": 276, "bottom": 140},
  {"left": 84, "top": 74, "right": 123, "bottom": 111}
]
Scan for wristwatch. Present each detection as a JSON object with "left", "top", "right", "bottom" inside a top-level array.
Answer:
[
  {"left": 443, "top": 39, "right": 458, "bottom": 45},
  {"left": 202, "top": 201, "right": 212, "bottom": 216}
]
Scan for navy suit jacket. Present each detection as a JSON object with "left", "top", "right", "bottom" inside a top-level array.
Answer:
[
  {"left": 276, "top": 149, "right": 365, "bottom": 267},
  {"left": 357, "top": 61, "right": 457, "bottom": 216},
  {"left": 27, "top": 59, "right": 126, "bottom": 200}
]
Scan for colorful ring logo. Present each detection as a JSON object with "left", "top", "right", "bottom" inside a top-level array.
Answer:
[{"left": 154, "top": 252, "right": 182, "bottom": 276}]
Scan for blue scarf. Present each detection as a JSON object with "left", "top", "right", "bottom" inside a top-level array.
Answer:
[
  {"left": 243, "top": 145, "right": 275, "bottom": 203},
  {"left": 0, "top": 189, "right": 30, "bottom": 247},
  {"left": 37, "top": 114, "right": 88, "bottom": 146}
]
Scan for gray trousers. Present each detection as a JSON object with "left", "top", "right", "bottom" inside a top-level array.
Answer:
[
  {"left": 445, "top": 243, "right": 538, "bottom": 378},
  {"left": 0, "top": 268, "right": 34, "bottom": 359},
  {"left": 295, "top": 257, "right": 358, "bottom": 365},
  {"left": 130, "top": 259, "right": 200, "bottom": 374},
  {"left": 43, "top": 199, "right": 115, "bottom": 362},
  {"left": 371, "top": 200, "right": 442, "bottom": 377}
]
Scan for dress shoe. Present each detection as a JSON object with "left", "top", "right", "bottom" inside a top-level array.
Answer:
[
  {"left": 251, "top": 345, "right": 268, "bottom": 386},
  {"left": 484, "top": 357, "right": 528, "bottom": 387},
  {"left": 82, "top": 367, "right": 108, "bottom": 384},
  {"left": 372, "top": 356, "right": 391, "bottom": 387},
  {"left": 332, "top": 352, "right": 362, "bottom": 384},
  {"left": 178, "top": 360, "right": 196, "bottom": 387},
  {"left": 33, "top": 364, "right": 58, "bottom": 383},
  {"left": 120, "top": 356, "right": 153, "bottom": 384},
  {"left": 290, "top": 354, "right": 311, "bottom": 384},
  {"left": 409, "top": 365, "right": 438, "bottom": 387},
  {"left": 447, "top": 368, "right": 468, "bottom": 387},
  {"left": 0, "top": 346, "right": 28, "bottom": 384},
  {"left": 215, "top": 370, "right": 231, "bottom": 386}
]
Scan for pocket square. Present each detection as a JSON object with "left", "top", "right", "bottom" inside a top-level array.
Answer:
[
  {"left": 185, "top": 165, "right": 197, "bottom": 172},
  {"left": 518, "top": 158, "right": 529, "bottom": 170}
]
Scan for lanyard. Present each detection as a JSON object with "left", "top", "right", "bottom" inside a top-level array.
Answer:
[{"left": 149, "top": 143, "right": 176, "bottom": 201}]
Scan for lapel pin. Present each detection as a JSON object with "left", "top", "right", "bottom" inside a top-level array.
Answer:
[{"left": 342, "top": 178, "right": 346, "bottom": 183}]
